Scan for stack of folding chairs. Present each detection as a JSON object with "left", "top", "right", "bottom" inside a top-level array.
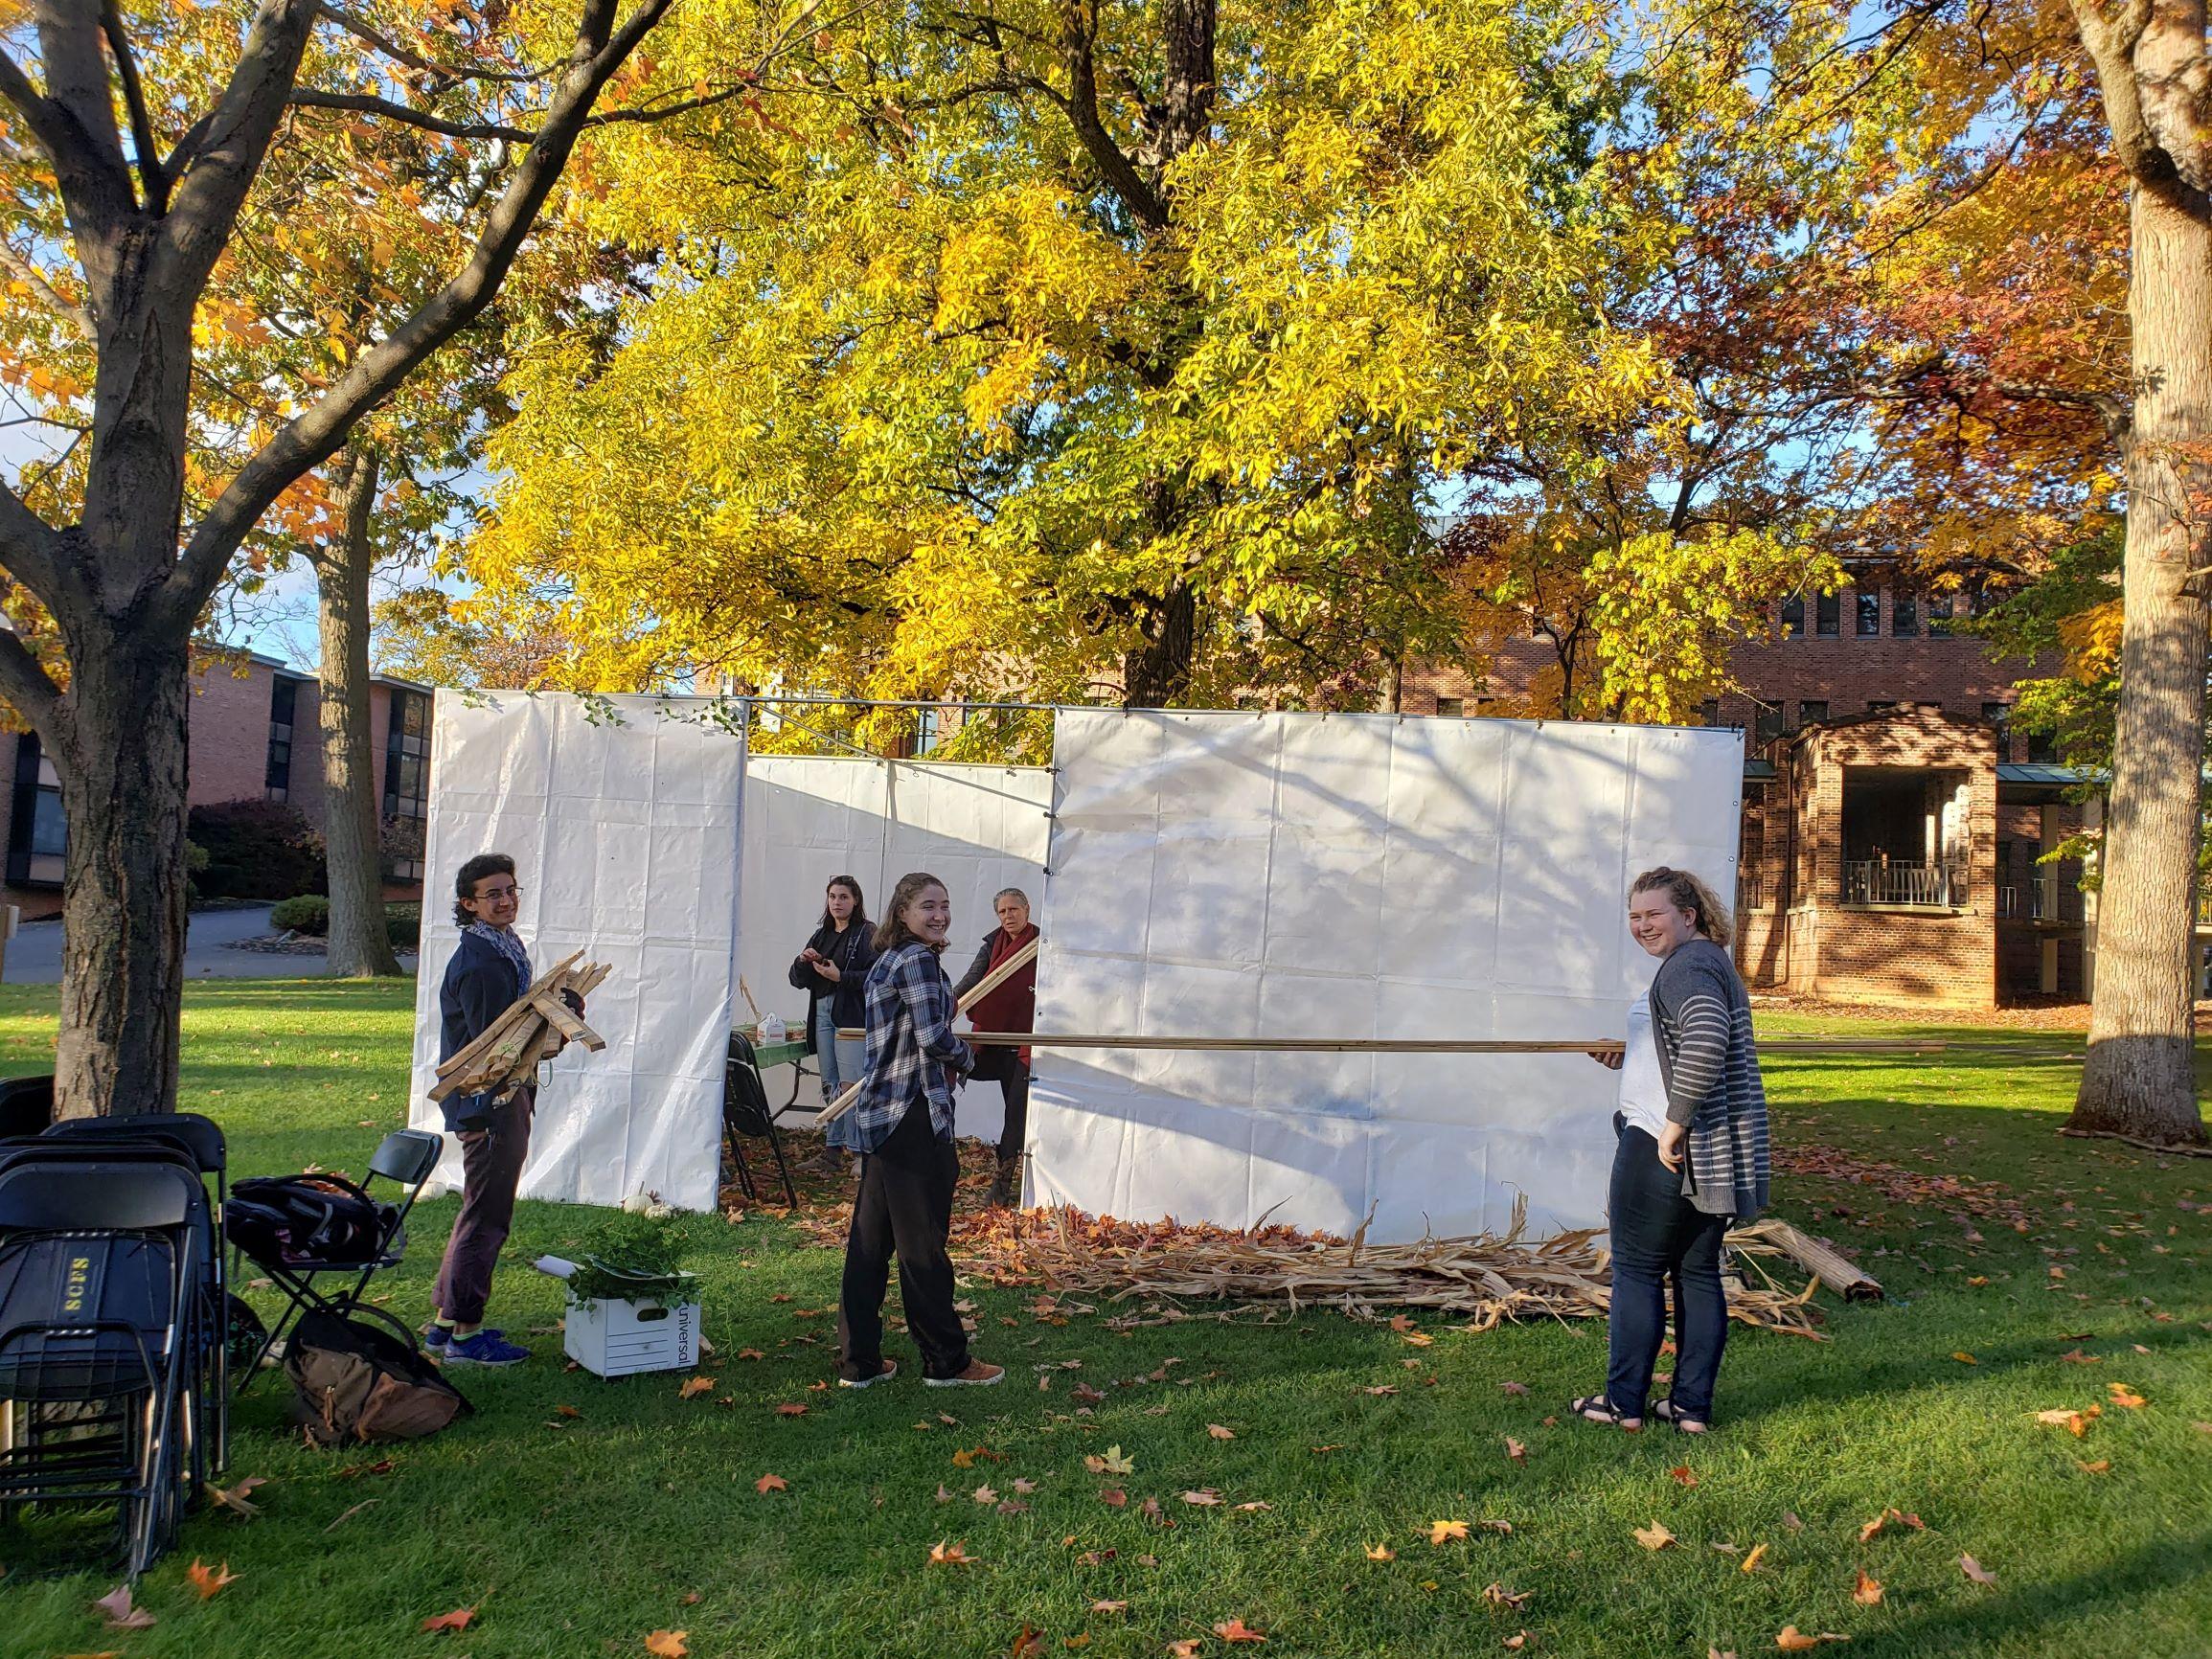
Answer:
[{"left": 0, "top": 1092, "right": 229, "bottom": 1579}]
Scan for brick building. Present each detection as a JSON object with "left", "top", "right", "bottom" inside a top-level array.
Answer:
[
  {"left": 1406, "top": 573, "right": 2090, "bottom": 1007},
  {"left": 2, "top": 650, "right": 432, "bottom": 920}
]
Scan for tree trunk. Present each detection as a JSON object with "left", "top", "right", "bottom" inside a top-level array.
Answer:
[
  {"left": 53, "top": 632, "right": 192, "bottom": 1121},
  {"left": 314, "top": 446, "right": 402, "bottom": 977},
  {"left": 1123, "top": 580, "right": 1197, "bottom": 708},
  {"left": 2070, "top": 184, "right": 2212, "bottom": 1147}
]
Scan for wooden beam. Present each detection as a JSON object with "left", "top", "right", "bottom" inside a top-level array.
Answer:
[{"left": 814, "top": 937, "right": 1041, "bottom": 1126}]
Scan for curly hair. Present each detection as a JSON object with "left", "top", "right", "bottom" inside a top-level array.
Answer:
[
  {"left": 1629, "top": 865, "right": 1733, "bottom": 947},
  {"left": 452, "top": 852, "right": 515, "bottom": 929}
]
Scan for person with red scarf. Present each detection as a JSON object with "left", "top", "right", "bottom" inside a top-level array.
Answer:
[{"left": 952, "top": 888, "right": 1039, "bottom": 1207}]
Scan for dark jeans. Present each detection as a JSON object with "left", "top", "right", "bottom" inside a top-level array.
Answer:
[
  {"left": 432, "top": 1090, "right": 535, "bottom": 1327},
  {"left": 837, "top": 1101, "right": 971, "bottom": 1380},
  {"left": 969, "top": 1045, "right": 1029, "bottom": 1164},
  {"left": 1606, "top": 1113, "right": 1730, "bottom": 1420}
]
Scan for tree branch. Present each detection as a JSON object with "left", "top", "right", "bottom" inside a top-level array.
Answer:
[
  {"left": 166, "top": 0, "right": 676, "bottom": 625},
  {"left": 285, "top": 89, "right": 536, "bottom": 143},
  {"left": 0, "top": 37, "right": 138, "bottom": 248},
  {"left": 0, "top": 239, "right": 94, "bottom": 339},
  {"left": 101, "top": 1, "right": 171, "bottom": 211},
  {"left": 1055, "top": 0, "right": 1166, "bottom": 231},
  {"left": 0, "top": 613, "right": 67, "bottom": 748},
  {"left": 317, "top": 5, "right": 561, "bottom": 84},
  {"left": 0, "top": 473, "right": 75, "bottom": 625}
]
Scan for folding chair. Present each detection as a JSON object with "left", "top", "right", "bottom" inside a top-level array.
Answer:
[
  {"left": 724, "top": 1034, "right": 798, "bottom": 1207},
  {"left": 43, "top": 1113, "right": 231, "bottom": 1472},
  {"left": 230, "top": 1128, "right": 443, "bottom": 1390},
  {"left": 0, "top": 1156, "right": 206, "bottom": 1579}
]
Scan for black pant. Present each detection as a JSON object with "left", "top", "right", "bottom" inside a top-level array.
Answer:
[
  {"left": 1605, "top": 1114, "right": 1730, "bottom": 1420},
  {"left": 432, "top": 1090, "right": 535, "bottom": 1327},
  {"left": 837, "top": 1101, "right": 970, "bottom": 1380},
  {"left": 969, "top": 1046, "right": 1029, "bottom": 1163}
]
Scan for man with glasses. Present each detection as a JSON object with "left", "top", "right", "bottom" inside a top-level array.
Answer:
[{"left": 425, "top": 852, "right": 565, "bottom": 1365}]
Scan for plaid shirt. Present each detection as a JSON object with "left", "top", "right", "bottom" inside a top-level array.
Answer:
[{"left": 827, "top": 942, "right": 973, "bottom": 1153}]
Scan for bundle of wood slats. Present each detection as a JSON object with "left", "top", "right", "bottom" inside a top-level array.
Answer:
[
  {"left": 953, "top": 1196, "right": 1849, "bottom": 1340},
  {"left": 428, "top": 950, "right": 614, "bottom": 1103}
]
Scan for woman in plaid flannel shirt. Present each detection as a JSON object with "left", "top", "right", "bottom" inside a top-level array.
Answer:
[{"left": 831, "top": 872, "right": 1006, "bottom": 1389}]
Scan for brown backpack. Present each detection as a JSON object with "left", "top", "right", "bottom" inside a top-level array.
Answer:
[{"left": 285, "top": 1306, "right": 471, "bottom": 1445}]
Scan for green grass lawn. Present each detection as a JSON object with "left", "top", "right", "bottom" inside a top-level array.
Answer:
[{"left": 1, "top": 981, "right": 2207, "bottom": 1658}]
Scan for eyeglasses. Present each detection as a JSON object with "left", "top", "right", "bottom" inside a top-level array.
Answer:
[{"left": 474, "top": 885, "right": 522, "bottom": 901}]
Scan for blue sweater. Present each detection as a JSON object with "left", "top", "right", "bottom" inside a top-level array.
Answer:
[{"left": 437, "top": 929, "right": 527, "bottom": 1132}]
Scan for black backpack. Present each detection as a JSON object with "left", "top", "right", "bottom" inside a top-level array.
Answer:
[{"left": 228, "top": 1173, "right": 396, "bottom": 1267}]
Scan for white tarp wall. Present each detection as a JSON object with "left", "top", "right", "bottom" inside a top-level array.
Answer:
[
  {"left": 408, "top": 692, "right": 744, "bottom": 1212},
  {"left": 737, "top": 757, "right": 1052, "bottom": 1140},
  {"left": 1028, "top": 710, "right": 1742, "bottom": 1240}
]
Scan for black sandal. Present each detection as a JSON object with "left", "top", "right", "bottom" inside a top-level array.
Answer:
[
  {"left": 1571, "top": 1394, "right": 1641, "bottom": 1428},
  {"left": 1652, "top": 1398, "right": 1709, "bottom": 1434}
]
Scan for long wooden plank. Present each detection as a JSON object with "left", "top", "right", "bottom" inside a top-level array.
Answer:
[
  {"left": 433, "top": 949, "right": 585, "bottom": 1079},
  {"left": 813, "top": 938, "right": 1041, "bottom": 1126},
  {"left": 959, "top": 1032, "right": 1624, "bottom": 1054}
]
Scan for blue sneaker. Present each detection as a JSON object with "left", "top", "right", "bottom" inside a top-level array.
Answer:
[
  {"left": 444, "top": 1330, "right": 530, "bottom": 1366},
  {"left": 421, "top": 1324, "right": 502, "bottom": 1352}
]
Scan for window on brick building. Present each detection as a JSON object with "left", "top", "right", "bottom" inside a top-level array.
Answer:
[
  {"left": 6, "top": 731, "right": 66, "bottom": 886},
  {"left": 1857, "top": 589, "right": 1881, "bottom": 635},
  {"left": 382, "top": 689, "right": 430, "bottom": 880},
  {"left": 1891, "top": 592, "right": 1918, "bottom": 635},
  {"left": 1796, "top": 699, "right": 1829, "bottom": 729},
  {"left": 1816, "top": 592, "right": 1840, "bottom": 636},
  {"left": 2026, "top": 729, "right": 2058, "bottom": 764},
  {"left": 1754, "top": 705, "right": 1784, "bottom": 747},
  {"left": 1927, "top": 594, "right": 1953, "bottom": 636},
  {"left": 1699, "top": 698, "right": 1721, "bottom": 728},
  {"left": 265, "top": 675, "right": 300, "bottom": 803},
  {"left": 1866, "top": 699, "right": 1900, "bottom": 713},
  {"left": 1780, "top": 595, "right": 1805, "bottom": 638},
  {"left": 1434, "top": 696, "right": 1463, "bottom": 716},
  {"left": 1982, "top": 701, "right": 2012, "bottom": 759}
]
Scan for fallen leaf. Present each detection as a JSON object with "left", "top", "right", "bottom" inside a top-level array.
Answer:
[
  {"left": 1775, "top": 1628, "right": 1849, "bottom": 1651},
  {"left": 678, "top": 1376, "right": 714, "bottom": 1399},
  {"left": 936, "top": 1484, "right": 954, "bottom": 1503},
  {"left": 997, "top": 1500, "right": 1030, "bottom": 1515},
  {"left": 1090, "top": 1600, "right": 1128, "bottom": 1613},
  {"left": 1403, "top": 1332, "right": 1434, "bottom": 1348},
  {"left": 1062, "top": 1637, "right": 1090, "bottom": 1651},
  {"left": 206, "top": 1474, "right": 268, "bottom": 1517},
  {"left": 756, "top": 1473, "right": 787, "bottom": 1494},
  {"left": 1504, "top": 1634, "right": 1529, "bottom": 1651},
  {"left": 680, "top": 1592, "right": 701, "bottom": 1606},
  {"left": 2076, "top": 1459, "right": 2110, "bottom": 1474},
  {"left": 1010, "top": 1625, "right": 1043, "bottom": 1658},
  {"left": 1233, "top": 1501, "right": 1271, "bottom": 1512},
  {"left": 420, "top": 1606, "right": 476, "bottom": 1633},
  {"left": 555, "top": 1404, "right": 583, "bottom": 1419},
  {"left": 2059, "top": 1349, "right": 2101, "bottom": 1365},
  {"left": 187, "top": 1559, "right": 238, "bottom": 1601},
  {"left": 1504, "top": 1437, "right": 1526, "bottom": 1465},
  {"left": 1213, "top": 1617, "right": 1266, "bottom": 1643},
  {"left": 1633, "top": 1521, "right": 1676, "bottom": 1551},
  {"left": 1960, "top": 1554, "right": 1997, "bottom": 1586},
  {"left": 2108, "top": 1383, "right": 2147, "bottom": 1409},
  {"left": 1366, "top": 1542, "right": 1396, "bottom": 1561},
  {"left": 1099, "top": 1489, "right": 1128, "bottom": 1508},
  {"left": 1500, "top": 1381, "right": 1529, "bottom": 1396},
  {"left": 1670, "top": 1466, "right": 1699, "bottom": 1488},
  {"left": 1389, "top": 1313, "right": 1416, "bottom": 1331},
  {"left": 1853, "top": 1570, "right": 1883, "bottom": 1605},
  {"left": 1783, "top": 1511, "right": 1805, "bottom": 1533},
  {"left": 774, "top": 1403, "right": 809, "bottom": 1417},
  {"left": 1360, "top": 1385, "right": 1399, "bottom": 1398},
  {"left": 644, "top": 1631, "right": 689, "bottom": 1657},
  {"left": 928, "top": 1540, "right": 977, "bottom": 1565},
  {"left": 1168, "top": 1643, "right": 1203, "bottom": 1658},
  {"left": 1428, "top": 1519, "right": 1470, "bottom": 1544},
  {"left": 1083, "top": 1445, "right": 1134, "bottom": 1475},
  {"left": 1741, "top": 1543, "right": 1768, "bottom": 1575},
  {"left": 1951, "top": 1352, "right": 1977, "bottom": 1365},
  {"left": 93, "top": 1585, "right": 156, "bottom": 1630},
  {"left": 1481, "top": 1583, "right": 1534, "bottom": 1609},
  {"left": 737, "top": 1348, "right": 764, "bottom": 1361},
  {"left": 1180, "top": 1489, "right": 1221, "bottom": 1507},
  {"left": 974, "top": 1485, "right": 999, "bottom": 1505},
  {"left": 1014, "top": 1477, "right": 1039, "bottom": 1494},
  {"left": 1207, "top": 1423, "right": 1236, "bottom": 1441},
  {"left": 1311, "top": 1443, "right": 1345, "bottom": 1455}
]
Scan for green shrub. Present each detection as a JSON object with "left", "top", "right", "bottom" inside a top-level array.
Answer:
[
  {"left": 385, "top": 902, "right": 421, "bottom": 951},
  {"left": 269, "top": 895, "right": 330, "bottom": 936},
  {"left": 188, "top": 799, "right": 326, "bottom": 899}
]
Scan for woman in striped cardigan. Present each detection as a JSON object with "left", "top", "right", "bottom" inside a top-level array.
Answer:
[{"left": 1575, "top": 866, "right": 1771, "bottom": 1434}]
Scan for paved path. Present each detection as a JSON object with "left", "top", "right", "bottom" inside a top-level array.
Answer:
[{"left": 1, "top": 905, "right": 383, "bottom": 983}]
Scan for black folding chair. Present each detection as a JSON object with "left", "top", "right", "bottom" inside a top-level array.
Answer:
[
  {"left": 0, "top": 1075, "right": 53, "bottom": 1141},
  {"left": 724, "top": 1034, "right": 798, "bottom": 1207},
  {"left": 42, "top": 1113, "right": 230, "bottom": 1472},
  {"left": 231, "top": 1128, "right": 443, "bottom": 1389},
  {"left": 0, "top": 1156, "right": 205, "bottom": 1579}
]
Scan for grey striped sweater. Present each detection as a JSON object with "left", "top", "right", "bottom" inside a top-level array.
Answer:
[{"left": 1648, "top": 937, "right": 1771, "bottom": 1218}]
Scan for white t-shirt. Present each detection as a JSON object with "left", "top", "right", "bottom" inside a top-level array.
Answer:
[{"left": 1616, "top": 996, "right": 1671, "bottom": 1141}]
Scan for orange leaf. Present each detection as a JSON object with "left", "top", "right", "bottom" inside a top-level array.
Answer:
[
  {"left": 1214, "top": 1617, "right": 1267, "bottom": 1643},
  {"left": 644, "top": 1631, "right": 689, "bottom": 1658},
  {"left": 928, "top": 1539, "right": 977, "bottom": 1565},
  {"left": 1010, "top": 1625, "right": 1043, "bottom": 1658},
  {"left": 1950, "top": 1352, "right": 1977, "bottom": 1365},
  {"left": 2075, "top": 1459, "right": 2110, "bottom": 1474},
  {"left": 1670, "top": 1466, "right": 1699, "bottom": 1488},
  {"left": 1960, "top": 1554, "right": 1997, "bottom": 1586},
  {"left": 1098, "top": 1489, "right": 1128, "bottom": 1508},
  {"left": 1504, "top": 1437, "right": 1526, "bottom": 1464},
  {"left": 1741, "top": 1543, "right": 1768, "bottom": 1575},
  {"left": 678, "top": 1376, "right": 714, "bottom": 1399},
  {"left": 1366, "top": 1542, "right": 1396, "bottom": 1560},
  {"left": 1207, "top": 1423, "right": 1236, "bottom": 1441},
  {"left": 421, "top": 1606, "right": 476, "bottom": 1633},
  {"left": 755, "top": 1472, "right": 787, "bottom": 1493},
  {"left": 1428, "top": 1519, "right": 1470, "bottom": 1544},
  {"left": 1853, "top": 1570, "right": 1883, "bottom": 1605},
  {"left": 2108, "top": 1383, "right": 2146, "bottom": 1409},
  {"left": 775, "top": 1403, "right": 809, "bottom": 1417},
  {"left": 555, "top": 1404, "right": 583, "bottom": 1419},
  {"left": 1504, "top": 1634, "right": 1530, "bottom": 1651},
  {"left": 1169, "top": 1643, "right": 1203, "bottom": 1658},
  {"left": 187, "top": 1559, "right": 239, "bottom": 1601},
  {"left": 1633, "top": 1521, "right": 1676, "bottom": 1551}
]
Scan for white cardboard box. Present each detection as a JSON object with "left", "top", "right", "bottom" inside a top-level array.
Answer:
[{"left": 562, "top": 1289, "right": 700, "bottom": 1378}]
